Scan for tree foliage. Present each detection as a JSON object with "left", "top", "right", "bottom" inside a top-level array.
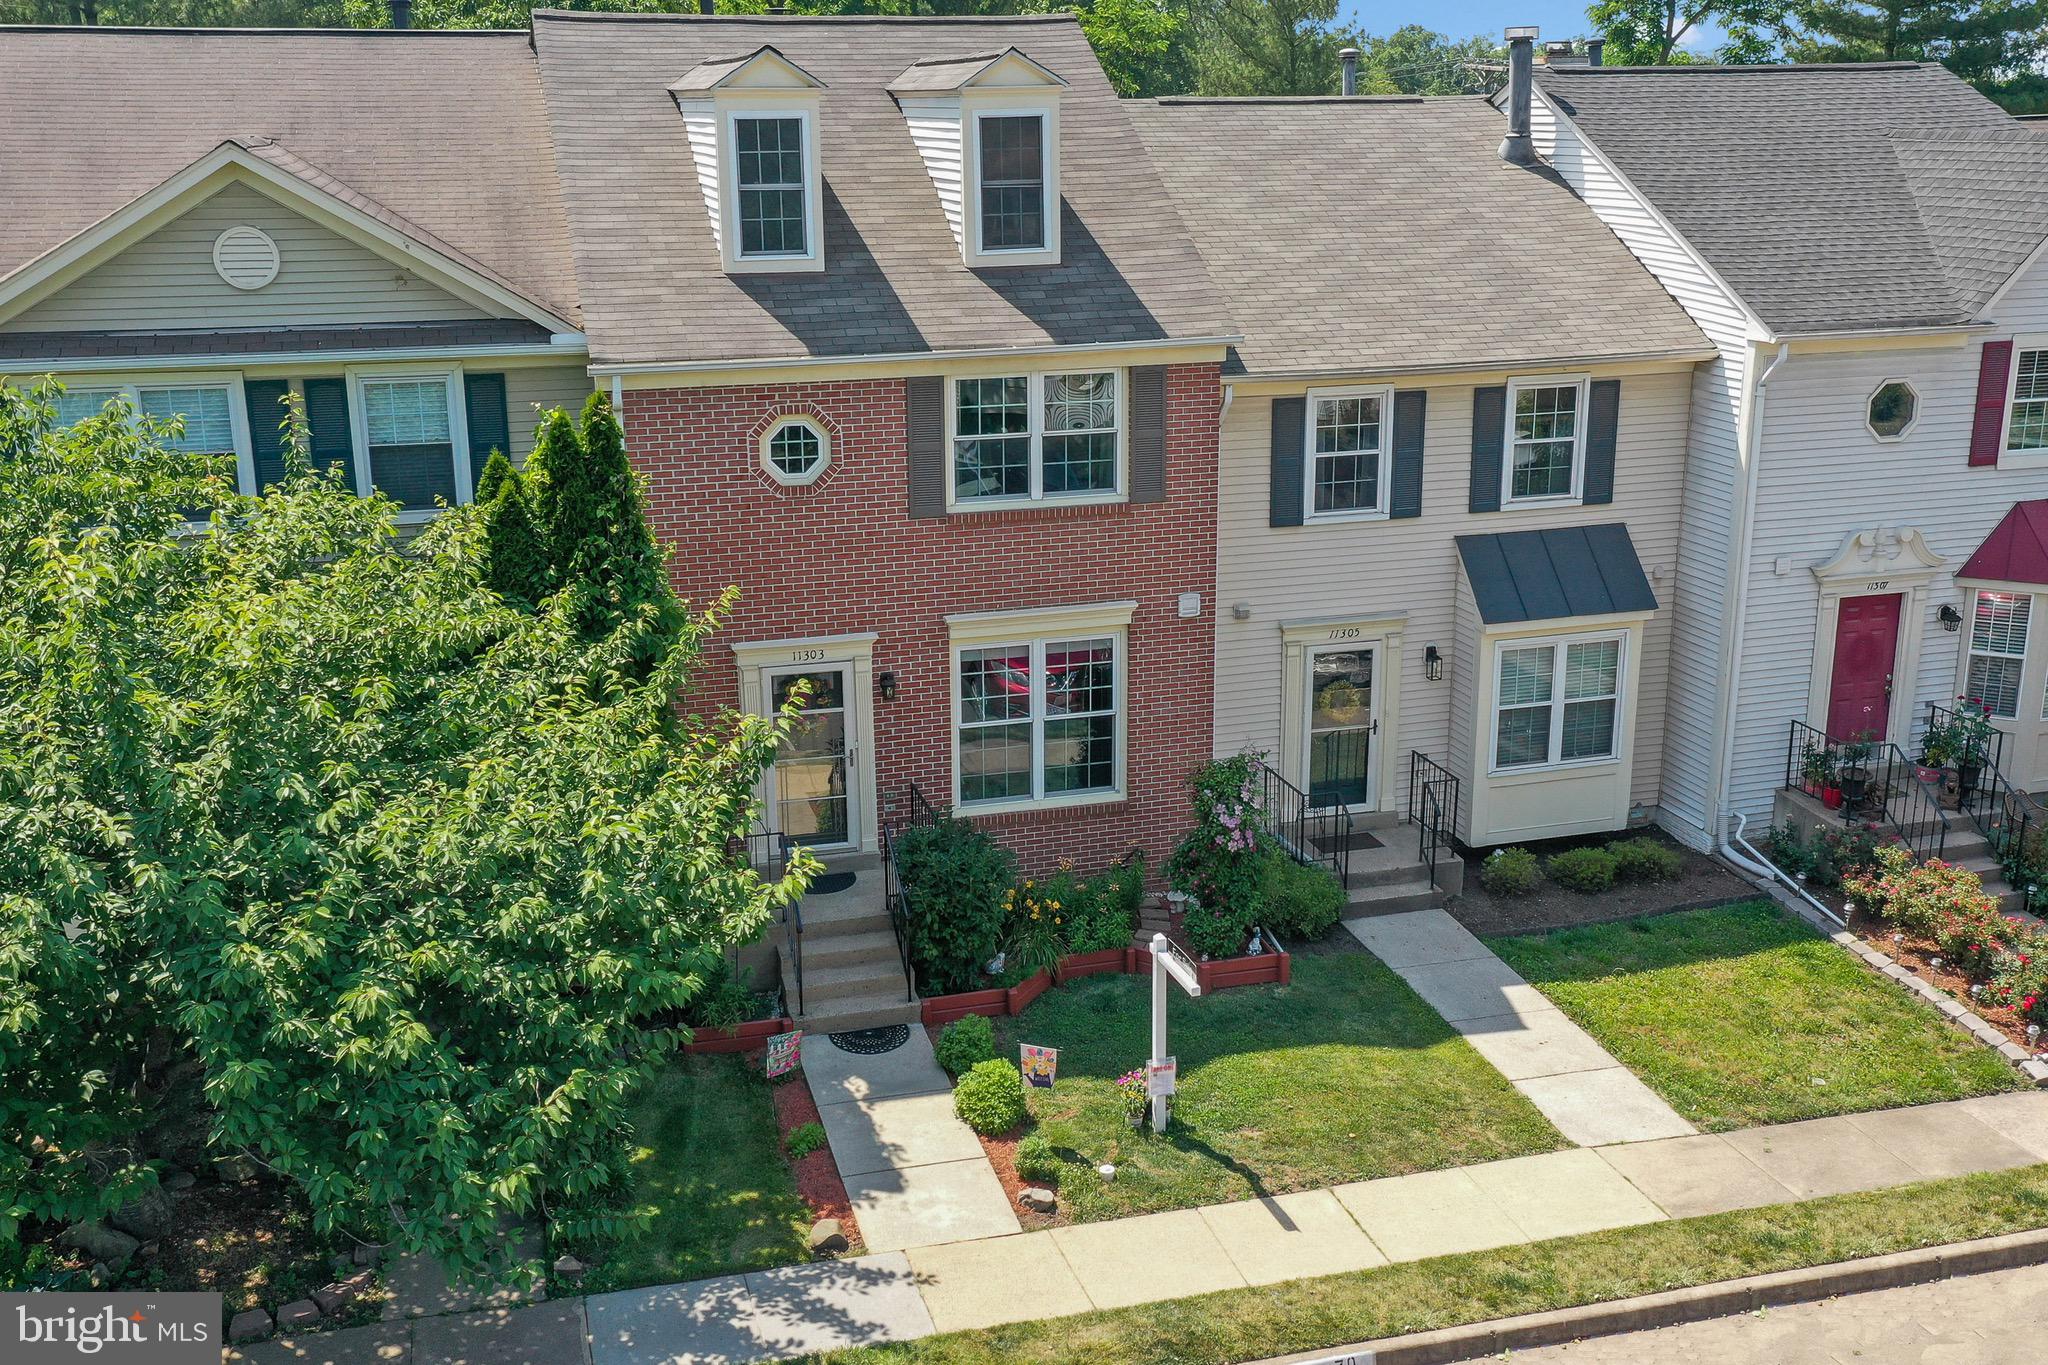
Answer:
[
  {"left": 0, "top": 380, "right": 808, "bottom": 1279},
  {"left": 1589, "top": 0, "right": 1796, "bottom": 63},
  {"left": 1787, "top": 0, "right": 2048, "bottom": 86},
  {"left": 1193, "top": 0, "right": 1356, "bottom": 95},
  {"left": 1354, "top": 26, "right": 1504, "bottom": 95}
]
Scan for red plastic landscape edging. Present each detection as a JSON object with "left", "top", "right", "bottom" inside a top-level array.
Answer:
[
  {"left": 918, "top": 942, "right": 1291, "bottom": 1025},
  {"left": 682, "top": 1016, "right": 793, "bottom": 1054}
]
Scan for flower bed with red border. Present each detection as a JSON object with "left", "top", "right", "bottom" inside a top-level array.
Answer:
[
  {"left": 682, "top": 1017, "right": 793, "bottom": 1055},
  {"left": 919, "top": 939, "right": 1290, "bottom": 1024}
]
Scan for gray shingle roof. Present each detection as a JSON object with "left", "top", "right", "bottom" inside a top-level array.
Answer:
[
  {"left": 1124, "top": 97, "right": 1711, "bottom": 378},
  {"left": 0, "top": 26, "right": 580, "bottom": 327},
  {"left": 530, "top": 11, "right": 1231, "bottom": 368},
  {"left": 1456, "top": 523, "right": 1658, "bottom": 625},
  {"left": 1535, "top": 63, "right": 2046, "bottom": 335}
]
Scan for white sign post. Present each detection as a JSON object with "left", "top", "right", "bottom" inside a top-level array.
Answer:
[{"left": 1149, "top": 931, "right": 1201, "bottom": 1134}]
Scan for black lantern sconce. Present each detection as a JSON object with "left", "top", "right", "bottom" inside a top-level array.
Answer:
[
  {"left": 1424, "top": 644, "right": 1444, "bottom": 682},
  {"left": 877, "top": 670, "right": 899, "bottom": 702},
  {"left": 1938, "top": 604, "right": 1963, "bottom": 633}
]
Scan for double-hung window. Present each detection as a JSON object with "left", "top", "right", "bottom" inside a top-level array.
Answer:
[
  {"left": 952, "top": 370, "right": 1118, "bottom": 504},
  {"left": 1968, "top": 590, "right": 2030, "bottom": 719},
  {"left": 733, "top": 115, "right": 809, "bottom": 259},
  {"left": 2009, "top": 349, "right": 2048, "bottom": 454},
  {"left": 976, "top": 113, "right": 1046, "bottom": 253},
  {"left": 1306, "top": 387, "right": 1390, "bottom": 518},
  {"left": 1493, "top": 634, "right": 1624, "bottom": 771},
  {"left": 956, "top": 635, "right": 1119, "bottom": 806},
  {"left": 50, "top": 380, "right": 241, "bottom": 516},
  {"left": 359, "top": 376, "right": 459, "bottom": 511},
  {"left": 1505, "top": 376, "right": 1587, "bottom": 505}
]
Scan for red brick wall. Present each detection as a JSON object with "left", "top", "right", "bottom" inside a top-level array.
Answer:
[{"left": 624, "top": 363, "right": 1222, "bottom": 875}]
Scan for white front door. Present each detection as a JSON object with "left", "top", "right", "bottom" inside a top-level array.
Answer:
[
  {"left": 1304, "top": 644, "right": 1378, "bottom": 810},
  {"left": 765, "top": 664, "right": 858, "bottom": 850}
]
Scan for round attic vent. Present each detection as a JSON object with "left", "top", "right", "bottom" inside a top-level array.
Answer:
[{"left": 212, "top": 226, "right": 280, "bottom": 290}]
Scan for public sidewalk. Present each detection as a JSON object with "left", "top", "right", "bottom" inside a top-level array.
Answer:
[
  {"left": 1346, "top": 909, "right": 1699, "bottom": 1145},
  {"left": 227, "top": 1091, "right": 2048, "bottom": 1364}
]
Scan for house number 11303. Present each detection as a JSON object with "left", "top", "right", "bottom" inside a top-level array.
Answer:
[{"left": 789, "top": 649, "right": 827, "bottom": 664}]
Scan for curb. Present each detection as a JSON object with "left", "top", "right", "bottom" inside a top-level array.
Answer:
[{"left": 1261, "top": 1227, "right": 2048, "bottom": 1365}]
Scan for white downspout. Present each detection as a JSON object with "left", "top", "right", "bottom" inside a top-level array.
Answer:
[
  {"left": 1714, "top": 340, "right": 1790, "bottom": 868},
  {"left": 611, "top": 374, "right": 623, "bottom": 411}
]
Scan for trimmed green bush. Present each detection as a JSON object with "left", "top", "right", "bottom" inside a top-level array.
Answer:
[
  {"left": 1547, "top": 845, "right": 1618, "bottom": 894},
  {"left": 785, "top": 1121, "right": 826, "bottom": 1160},
  {"left": 896, "top": 817, "right": 1015, "bottom": 995},
  {"left": 1480, "top": 846, "right": 1542, "bottom": 896},
  {"left": 1611, "top": 837, "right": 1684, "bottom": 883},
  {"left": 954, "top": 1058, "right": 1027, "bottom": 1136},
  {"left": 1015, "top": 1132, "right": 1059, "bottom": 1184},
  {"left": 934, "top": 1013, "right": 997, "bottom": 1077},
  {"left": 1256, "top": 850, "right": 1347, "bottom": 941}
]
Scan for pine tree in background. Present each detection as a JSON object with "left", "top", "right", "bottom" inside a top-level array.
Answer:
[
  {"left": 482, "top": 467, "right": 552, "bottom": 606},
  {"left": 474, "top": 447, "right": 515, "bottom": 506}
]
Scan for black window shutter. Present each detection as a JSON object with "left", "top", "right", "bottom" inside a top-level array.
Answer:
[
  {"left": 1269, "top": 396, "right": 1306, "bottom": 527},
  {"left": 243, "top": 378, "right": 292, "bottom": 492},
  {"left": 464, "top": 372, "right": 510, "bottom": 487},
  {"left": 906, "top": 375, "right": 946, "bottom": 518},
  {"left": 1469, "top": 385, "right": 1505, "bottom": 513},
  {"left": 1582, "top": 379, "right": 1620, "bottom": 506},
  {"left": 1128, "top": 365, "right": 1167, "bottom": 504},
  {"left": 1389, "top": 388, "right": 1426, "bottom": 519},
  {"left": 302, "top": 377, "right": 359, "bottom": 494}
]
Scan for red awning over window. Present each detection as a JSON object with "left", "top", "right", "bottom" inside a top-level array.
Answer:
[{"left": 1960, "top": 500, "right": 2048, "bottom": 584}]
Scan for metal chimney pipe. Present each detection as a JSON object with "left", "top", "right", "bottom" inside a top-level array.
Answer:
[
  {"left": 1587, "top": 38, "right": 1605, "bottom": 66},
  {"left": 1339, "top": 47, "right": 1360, "bottom": 96},
  {"left": 389, "top": 0, "right": 411, "bottom": 28},
  {"left": 1499, "top": 27, "right": 1538, "bottom": 165}
]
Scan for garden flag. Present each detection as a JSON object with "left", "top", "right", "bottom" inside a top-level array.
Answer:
[
  {"left": 765, "top": 1029, "right": 803, "bottom": 1079},
  {"left": 1021, "top": 1044, "right": 1058, "bottom": 1089}
]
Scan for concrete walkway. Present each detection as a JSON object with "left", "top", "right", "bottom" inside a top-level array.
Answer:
[
  {"left": 1345, "top": 909, "right": 1698, "bottom": 1145},
  {"left": 799, "top": 1024, "right": 1019, "bottom": 1253},
  {"left": 225, "top": 1091, "right": 2048, "bottom": 1364}
]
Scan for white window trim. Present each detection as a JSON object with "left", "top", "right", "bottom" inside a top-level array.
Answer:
[
  {"left": 1864, "top": 377, "right": 1920, "bottom": 443},
  {"left": 1501, "top": 373, "right": 1590, "bottom": 509},
  {"left": 759, "top": 416, "right": 831, "bottom": 487},
  {"left": 963, "top": 100, "right": 1060, "bottom": 268},
  {"left": 1487, "top": 628, "right": 1627, "bottom": 776},
  {"left": 946, "top": 369, "right": 1124, "bottom": 510},
  {"left": 44, "top": 369, "right": 255, "bottom": 499},
  {"left": 946, "top": 600, "right": 1133, "bottom": 815},
  {"left": 2001, "top": 336, "right": 2048, "bottom": 470},
  {"left": 1303, "top": 384, "right": 1394, "bottom": 523},
  {"left": 1966, "top": 587, "right": 2031, "bottom": 721},
  {"left": 344, "top": 362, "right": 471, "bottom": 524},
  {"left": 720, "top": 106, "right": 825, "bottom": 275}
]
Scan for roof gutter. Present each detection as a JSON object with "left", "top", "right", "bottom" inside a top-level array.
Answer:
[
  {"left": 1234, "top": 345, "right": 1719, "bottom": 385},
  {"left": 4, "top": 339, "right": 586, "bottom": 373},
  {"left": 586, "top": 333, "right": 1242, "bottom": 378},
  {"left": 1776, "top": 321, "right": 1990, "bottom": 343}
]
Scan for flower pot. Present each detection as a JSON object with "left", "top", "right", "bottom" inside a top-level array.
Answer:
[
  {"left": 1821, "top": 784, "right": 1844, "bottom": 810},
  {"left": 1957, "top": 763, "right": 1983, "bottom": 809},
  {"left": 1839, "top": 768, "right": 1870, "bottom": 807},
  {"left": 1915, "top": 764, "right": 1944, "bottom": 787}
]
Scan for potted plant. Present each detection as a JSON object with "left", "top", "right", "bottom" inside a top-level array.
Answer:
[
  {"left": 1837, "top": 737, "right": 1875, "bottom": 815},
  {"left": 1802, "top": 743, "right": 1842, "bottom": 809},
  {"left": 1950, "top": 698, "right": 1997, "bottom": 811}
]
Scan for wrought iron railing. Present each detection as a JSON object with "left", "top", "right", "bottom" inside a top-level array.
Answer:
[
  {"left": 1927, "top": 702, "right": 2043, "bottom": 905},
  {"left": 1923, "top": 700, "right": 2007, "bottom": 779},
  {"left": 877, "top": 780, "right": 940, "bottom": 1004},
  {"left": 1783, "top": 720, "right": 1948, "bottom": 864},
  {"left": 735, "top": 832, "right": 802, "bottom": 1015},
  {"left": 1249, "top": 757, "right": 1354, "bottom": 888},
  {"left": 1407, "top": 751, "right": 1462, "bottom": 890}
]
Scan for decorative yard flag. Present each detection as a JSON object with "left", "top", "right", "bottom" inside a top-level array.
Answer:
[
  {"left": 1146, "top": 1056, "right": 1177, "bottom": 1098},
  {"left": 1020, "top": 1044, "right": 1058, "bottom": 1089},
  {"left": 765, "top": 1030, "right": 803, "bottom": 1079}
]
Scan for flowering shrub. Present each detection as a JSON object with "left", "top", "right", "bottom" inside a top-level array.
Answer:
[
  {"left": 1167, "top": 754, "right": 1268, "bottom": 958},
  {"left": 1846, "top": 842, "right": 2048, "bottom": 1027},
  {"left": 1004, "top": 876, "right": 1069, "bottom": 980}
]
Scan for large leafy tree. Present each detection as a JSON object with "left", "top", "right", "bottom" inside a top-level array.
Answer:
[
  {"left": 1355, "top": 26, "right": 1504, "bottom": 95},
  {"left": 1589, "top": 0, "right": 1796, "bottom": 63},
  {"left": 1193, "top": 0, "right": 1359, "bottom": 95},
  {"left": 0, "top": 383, "right": 808, "bottom": 1279},
  {"left": 1787, "top": 0, "right": 2048, "bottom": 88}
]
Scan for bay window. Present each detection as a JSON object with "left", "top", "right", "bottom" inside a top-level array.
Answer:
[
  {"left": 1493, "top": 634, "right": 1623, "bottom": 770},
  {"left": 956, "top": 635, "right": 1120, "bottom": 806},
  {"left": 952, "top": 370, "right": 1119, "bottom": 504},
  {"left": 1968, "top": 589, "right": 2030, "bottom": 719}
]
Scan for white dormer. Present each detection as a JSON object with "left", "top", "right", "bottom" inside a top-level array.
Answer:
[
  {"left": 669, "top": 46, "right": 828, "bottom": 275},
  {"left": 889, "top": 48, "right": 1066, "bottom": 269}
]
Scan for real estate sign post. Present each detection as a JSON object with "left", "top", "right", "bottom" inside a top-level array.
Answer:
[{"left": 1149, "top": 931, "right": 1200, "bottom": 1133}]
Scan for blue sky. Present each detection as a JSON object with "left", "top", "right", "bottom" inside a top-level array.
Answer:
[{"left": 1336, "top": 1, "right": 1727, "bottom": 53}]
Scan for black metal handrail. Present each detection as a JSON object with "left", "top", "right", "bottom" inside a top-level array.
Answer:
[
  {"left": 1248, "top": 756, "right": 1353, "bottom": 888},
  {"left": 1783, "top": 720, "right": 1948, "bottom": 863},
  {"left": 879, "top": 821, "right": 918, "bottom": 1003},
  {"left": 1924, "top": 700, "right": 2007, "bottom": 778},
  {"left": 736, "top": 832, "right": 802, "bottom": 1015},
  {"left": 1927, "top": 703, "right": 2042, "bottom": 899},
  {"left": 1407, "top": 750, "right": 1462, "bottom": 890}
]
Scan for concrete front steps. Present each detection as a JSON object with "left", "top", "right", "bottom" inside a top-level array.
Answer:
[
  {"left": 1774, "top": 786, "right": 2037, "bottom": 921},
  {"left": 1333, "top": 812, "right": 1467, "bottom": 920},
  {"left": 777, "top": 853, "right": 921, "bottom": 1034}
]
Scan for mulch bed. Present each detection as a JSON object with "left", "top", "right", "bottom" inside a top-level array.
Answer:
[
  {"left": 1448, "top": 830, "right": 1756, "bottom": 937},
  {"left": 1845, "top": 908, "right": 2047, "bottom": 1057},
  {"left": 770, "top": 1068, "right": 863, "bottom": 1255},
  {"left": 974, "top": 1126, "right": 1059, "bottom": 1232}
]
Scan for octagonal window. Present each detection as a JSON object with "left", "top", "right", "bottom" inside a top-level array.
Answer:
[
  {"left": 761, "top": 417, "right": 829, "bottom": 486},
  {"left": 1868, "top": 381, "right": 1918, "bottom": 440}
]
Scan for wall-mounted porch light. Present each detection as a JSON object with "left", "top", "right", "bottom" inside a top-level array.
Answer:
[
  {"left": 1938, "top": 604, "right": 1963, "bottom": 633},
  {"left": 1424, "top": 644, "right": 1444, "bottom": 682},
  {"left": 877, "top": 670, "right": 899, "bottom": 702}
]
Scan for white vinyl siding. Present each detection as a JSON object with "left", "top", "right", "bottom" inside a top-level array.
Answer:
[{"left": 501, "top": 366, "right": 599, "bottom": 462}]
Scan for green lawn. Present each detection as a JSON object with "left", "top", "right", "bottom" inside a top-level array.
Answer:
[
  {"left": 1488, "top": 900, "right": 2021, "bottom": 1131},
  {"left": 829, "top": 1163, "right": 2048, "bottom": 1364},
  {"left": 585, "top": 1053, "right": 812, "bottom": 1293},
  {"left": 992, "top": 953, "right": 1566, "bottom": 1222}
]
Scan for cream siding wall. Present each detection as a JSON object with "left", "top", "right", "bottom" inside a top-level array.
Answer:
[
  {"left": 1537, "top": 90, "right": 1758, "bottom": 848},
  {"left": 4, "top": 182, "right": 489, "bottom": 333},
  {"left": 503, "top": 364, "right": 597, "bottom": 461},
  {"left": 1212, "top": 367, "right": 1691, "bottom": 841}
]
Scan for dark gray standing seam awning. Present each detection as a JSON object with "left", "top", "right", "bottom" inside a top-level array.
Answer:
[{"left": 1454, "top": 524, "right": 1658, "bottom": 625}]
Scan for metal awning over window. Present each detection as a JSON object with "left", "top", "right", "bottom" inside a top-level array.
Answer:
[
  {"left": 1454, "top": 523, "right": 1657, "bottom": 625},
  {"left": 1960, "top": 500, "right": 2048, "bottom": 586}
]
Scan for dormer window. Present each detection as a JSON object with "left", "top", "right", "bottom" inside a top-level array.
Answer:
[
  {"left": 891, "top": 48, "right": 1066, "bottom": 269},
  {"left": 669, "top": 46, "right": 827, "bottom": 276}
]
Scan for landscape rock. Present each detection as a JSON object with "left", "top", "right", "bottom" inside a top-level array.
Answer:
[
  {"left": 311, "top": 1271, "right": 376, "bottom": 1316},
  {"left": 160, "top": 1169, "right": 196, "bottom": 1193},
  {"left": 551, "top": 1253, "right": 586, "bottom": 1280},
  {"left": 1017, "top": 1186, "right": 1057, "bottom": 1214},
  {"left": 228, "top": 1309, "right": 273, "bottom": 1345},
  {"left": 275, "top": 1300, "right": 321, "bottom": 1330},
  {"left": 213, "top": 1154, "right": 260, "bottom": 1184},
  {"left": 60, "top": 1221, "right": 139, "bottom": 1266},
  {"left": 351, "top": 1242, "right": 383, "bottom": 1268},
  {"left": 135, "top": 1240, "right": 161, "bottom": 1263},
  {"left": 109, "top": 1186, "right": 176, "bottom": 1241},
  {"left": 807, "top": 1219, "right": 848, "bottom": 1254}
]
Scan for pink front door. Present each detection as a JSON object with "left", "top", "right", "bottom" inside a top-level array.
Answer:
[{"left": 1827, "top": 593, "right": 1902, "bottom": 741}]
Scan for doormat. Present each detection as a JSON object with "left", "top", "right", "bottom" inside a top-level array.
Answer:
[
  {"left": 829, "top": 1024, "right": 909, "bottom": 1055},
  {"left": 809, "top": 871, "right": 857, "bottom": 895}
]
